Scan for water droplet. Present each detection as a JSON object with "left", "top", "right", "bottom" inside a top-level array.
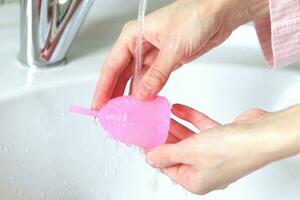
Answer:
[
  {"left": 19, "top": 188, "right": 24, "bottom": 195},
  {"left": 9, "top": 176, "right": 17, "bottom": 181},
  {"left": 172, "top": 180, "right": 178, "bottom": 185},
  {"left": 25, "top": 117, "right": 30, "bottom": 123},
  {"left": 93, "top": 117, "right": 98, "bottom": 125},
  {"left": 64, "top": 179, "right": 69, "bottom": 185},
  {"left": 182, "top": 187, "right": 188, "bottom": 200},
  {"left": 150, "top": 176, "right": 158, "bottom": 191},
  {"left": 104, "top": 136, "right": 111, "bottom": 145},
  {"left": 289, "top": 166, "right": 295, "bottom": 172},
  {"left": 52, "top": 89, "right": 57, "bottom": 94},
  {"left": 84, "top": 161, "right": 90, "bottom": 167},
  {"left": 3, "top": 146, "right": 9, "bottom": 152},
  {"left": 25, "top": 149, "right": 31, "bottom": 154},
  {"left": 133, "top": 146, "right": 140, "bottom": 154},
  {"left": 104, "top": 172, "right": 108, "bottom": 178},
  {"left": 40, "top": 192, "right": 46, "bottom": 199},
  {"left": 24, "top": 128, "right": 29, "bottom": 134},
  {"left": 12, "top": 188, "right": 17, "bottom": 193},
  {"left": 52, "top": 171, "right": 58, "bottom": 176},
  {"left": 43, "top": 125, "right": 49, "bottom": 132}
]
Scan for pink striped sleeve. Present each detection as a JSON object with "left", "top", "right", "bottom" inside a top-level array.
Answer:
[{"left": 254, "top": 0, "right": 300, "bottom": 68}]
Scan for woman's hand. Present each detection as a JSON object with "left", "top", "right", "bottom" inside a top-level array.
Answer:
[
  {"left": 146, "top": 104, "right": 300, "bottom": 195},
  {"left": 92, "top": 0, "right": 269, "bottom": 110}
]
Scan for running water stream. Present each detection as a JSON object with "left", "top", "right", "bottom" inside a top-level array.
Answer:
[
  {"left": 133, "top": 1, "right": 190, "bottom": 199},
  {"left": 134, "top": 1, "right": 189, "bottom": 199},
  {"left": 103, "top": 1, "right": 189, "bottom": 199},
  {"left": 133, "top": 0, "right": 148, "bottom": 92}
]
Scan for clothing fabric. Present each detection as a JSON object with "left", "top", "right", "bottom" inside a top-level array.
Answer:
[{"left": 255, "top": 0, "right": 300, "bottom": 68}]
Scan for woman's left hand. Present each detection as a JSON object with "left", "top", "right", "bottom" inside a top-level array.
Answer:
[{"left": 146, "top": 104, "right": 300, "bottom": 195}]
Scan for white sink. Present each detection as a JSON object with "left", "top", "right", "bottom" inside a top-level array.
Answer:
[
  {"left": 1, "top": 1, "right": 300, "bottom": 200},
  {"left": 1, "top": 61, "right": 300, "bottom": 200}
]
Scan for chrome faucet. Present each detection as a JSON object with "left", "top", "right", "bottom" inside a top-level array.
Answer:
[{"left": 19, "top": 0, "right": 94, "bottom": 67}]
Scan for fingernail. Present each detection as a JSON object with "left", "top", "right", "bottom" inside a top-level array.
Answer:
[
  {"left": 138, "top": 83, "right": 152, "bottom": 99},
  {"left": 171, "top": 104, "right": 182, "bottom": 114},
  {"left": 171, "top": 105, "right": 177, "bottom": 112},
  {"left": 146, "top": 152, "right": 155, "bottom": 166}
]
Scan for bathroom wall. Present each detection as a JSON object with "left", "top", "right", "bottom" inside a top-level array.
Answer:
[{"left": 0, "top": 0, "right": 17, "bottom": 5}]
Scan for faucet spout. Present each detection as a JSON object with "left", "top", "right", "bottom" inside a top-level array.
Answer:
[{"left": 19, "top": 0, "right": 94, "bottom": 67}]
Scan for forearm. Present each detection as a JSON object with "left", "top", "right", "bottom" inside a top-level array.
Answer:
[
  {"left": 222, "top": 0, "right": 269, "bottom": 29},
  {"left": 272, "top": 104, "right": 300, "bottom": 159},
  {"left": 257, "top": 104, "right": 300, "bottom": 162},
  {"left": 247, "top": 0, "right": 270, "bottom": 20}
]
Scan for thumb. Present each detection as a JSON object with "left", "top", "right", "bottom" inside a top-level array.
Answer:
[
  {"left": 137, "top": 39, "right": 183, "bottom": 99},
  {"left": 146, "top": 143, "right": 184, "bottom": 168}
]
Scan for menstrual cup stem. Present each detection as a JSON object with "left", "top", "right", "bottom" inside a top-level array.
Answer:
[{"left": 69, "top": 105, "right": 99, "bottom": 117}]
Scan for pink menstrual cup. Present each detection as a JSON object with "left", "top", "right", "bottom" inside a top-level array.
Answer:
[{"left": 70, "top": 96, "right": 170, "bottom": 148}]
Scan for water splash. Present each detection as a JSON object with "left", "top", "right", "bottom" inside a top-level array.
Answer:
[
  {"left": 108, "top": 140, "right": 119, "bottom": 176},
  {"left": 52, "top": 88, "right": 57, "bottom": 94},
  {"left": 2, "top": 145, "right": 9, "bottom": 152},
  {"left": 181, "top": 187, "right": 189, "bottom": 200},
  {"left": 98, "top": 1, "right": 167, "bottom": 198},
  {"left": 61, "top": 111, "right": 67, "bottom": 116},
  {"left": 25, "top": 149, "right": 31, "bottom": 154},
  {"left": 40, "top": 192, "right": 46, "bottom": 199},
  {"left": 103, "top": 136, "right": 120, "bottom": 178},
  {"left": 150, "top": 170, "right": 159, "bottom": 200}
]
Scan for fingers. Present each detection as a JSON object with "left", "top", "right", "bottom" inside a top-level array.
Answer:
[
  {"left": 136, "top": 35, "right": 184, "bottom": 100},
  {"left": 161, "top": 164, "right": 194, "bottom": 190},
  {"left": 92, "top": 19, "right": 161, "bottom": 109},
  {"left": 166, "top": 119, "right": 195, "bottom": 144},
  {"left": 92, "top": 21, "right": 148, "bottom": 110},
  {"left": 147, "top": 104, "right": 219, "bottom": 169},
  {"left": 92, "top": 35, "right": 133, "bottom": 110},
  {"left": 111, "top": 60, "right": 134, "bottom": 99},
  {"left": 169, "top": 119, "right": 194, "bottom": 141},
  {"left": 166, "top": 134, "right": 179, "bottom": 144},
  {"left": 172, "top": 104, "right": 220, "bottom": 131},
  {"left": 136, "top": 65, "right": 172, "bottom": 100},
  {"left": 130, "top": 48, "right": 159, "bottom": 96},
  {"left": 146, "top": 143, "right": 185, "bottom": 168}
]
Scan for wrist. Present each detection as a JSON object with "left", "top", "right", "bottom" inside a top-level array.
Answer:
[
  {"left": 247, "top": 0, "right": 270, "bottom": 20},
  {"left": 222, "top": 0, "right": 269, "bottom": 30},
  {"left": 270, "top": 105, "right": 300, "bottom": 159},
  {"left": 253, "top": 104, "right": 300, "bottom": 163}
]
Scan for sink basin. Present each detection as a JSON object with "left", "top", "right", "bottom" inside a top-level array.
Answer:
[
  {"left": 1, "top": 1, "right": 300, "bottom": 199},
  {"left": 0, "top": 60, "right": 300, "bottom": 200}
]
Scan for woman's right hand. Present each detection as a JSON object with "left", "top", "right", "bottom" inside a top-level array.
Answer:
[{"left": 92, "top": 0, "right": 269, "bottom": 110}]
